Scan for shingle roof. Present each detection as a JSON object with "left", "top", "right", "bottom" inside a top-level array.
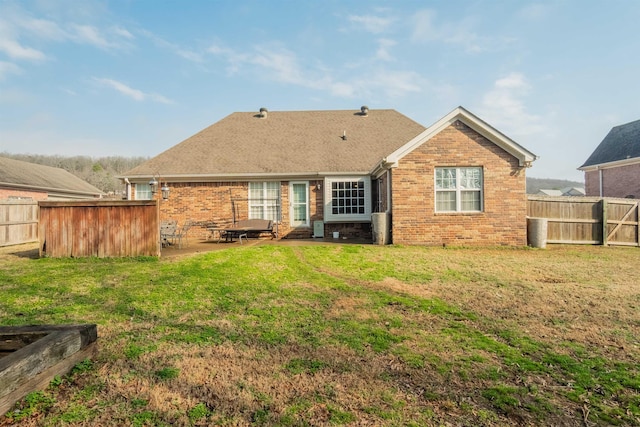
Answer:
[
  {"left": 124, "top": 109, "right": 427, "bottom": 178},
  {"left": 581, "top": 119, "right": 640, "bottom": 168},
  {"left": 0, "top": 156, "right": 103, "bottom": 197}
]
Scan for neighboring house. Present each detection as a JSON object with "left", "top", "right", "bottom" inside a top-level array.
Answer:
[
  {"left": 0, "top": 156, "right": 103, "bottom": 200},
  {"left": 536, "top": 187, "right": 585, "bottom": 197},
  {"left": 536, "top": 189, "right": 563, "bottom": 197},
  {"left": 561, "top": 186, "right": 585, "bottom": 197},
  {"left": 579, "top": 119, "right": 640, "bottom": 198},
  {"left": 121, "top": 106, "right": 537, "bottom": 245}
]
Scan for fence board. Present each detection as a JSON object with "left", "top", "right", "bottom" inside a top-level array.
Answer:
[
  {"left": 527, "top": 196, "right": 639, "bottom": 246},
  {"left": 0, "top": 200, "right": 38, "bottom": 247},
  {"left": 39, "top": 201, "right": 160, "bottom": 257}
]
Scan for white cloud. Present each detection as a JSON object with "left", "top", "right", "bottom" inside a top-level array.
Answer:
[
  {"left": 375, "top": 38, "right": 396, "bottom": 61},
  {"left": 0, "top": 61, "right": 21, "bottom": 80},
  {"left": 368, "top": 70, "right": 423, "bottom": 98},
  {"left": 480, "top": 72, "right": 544, "bottom": 137},
  {"left": 70, "top": 24, "right": 113, "bottom": 49},
  {"left": 0, "top": 38, "right": 46, "bottom": 61},
  {"left": 411, "top": 9, "right": 438, "bottom": 42},
  {"left": 518, "top": 3, "right": 550, "bottom": 20},
  {"left": 112, "top": 26, "right": 134, "bottom": 40},
  {"left": 207, "top": 41, "right": 426, "bottom": 100},
  {"left": 18, "top": 17, "right": 67, "bottom": 41},
  {"left": 93, "top": 77, "right": 172, "bottom": 104},
  {"left": 348, "top": 14, "right": 395, "bottom": 34},
  {"left": 140, "top": 29, "right": 203, "bottom": 62},
  {"left": 411, "top": 9, "right": 508, "bottom": 53}
]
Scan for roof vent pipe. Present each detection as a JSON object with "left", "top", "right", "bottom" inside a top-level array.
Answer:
[
  {"left": 259, "top": 107, "right": 268, "bottom": 118},
  {"left": 360, "top": 105, "right": 369, "bottom": 116}
]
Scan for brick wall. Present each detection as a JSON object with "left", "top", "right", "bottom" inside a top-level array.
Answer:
[
  {"left": 391, "top": 121, "right": 528, "bottom": 246},
  {"left": 151, "top": 180, "right": 326, "bottom": 240},
  {"left": 0, "top": 188, "right": 48, "bottom": 200},
  {"left": 584, "top": 163, "right": 640, "bottom": 198}
]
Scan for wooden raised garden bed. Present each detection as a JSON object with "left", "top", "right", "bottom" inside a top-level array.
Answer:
[{"left": 0, "top": 324, "right": 98, "bottom": 416}]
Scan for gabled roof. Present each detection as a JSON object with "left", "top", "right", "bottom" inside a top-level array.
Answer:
[
  {"left": 384, "top": 106, "right": 538, "bottom": 168},
  {"left": 124, "top": 109, "right": 427, "bottom": 180},
  {"left": 0, "top": 156, "right": 103, "bottom": 198},
  {"left": 123, "top": 106, "right": 537, "bottom": 181},
  {"left": 580, "top": 119, "right": 640, "bottom": 169}
]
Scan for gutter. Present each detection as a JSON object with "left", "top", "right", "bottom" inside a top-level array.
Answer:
[
  {"left": 578, "top": 156, "right": 640, "bottom": 172},
  {"left": 0, "top": 182, "right": 103, "bottom": 198},
  {"left": 118, "top": 171, "right": 372, "bottom": 182}
]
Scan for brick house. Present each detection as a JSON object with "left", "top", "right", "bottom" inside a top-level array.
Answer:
[
  {"left": 0, "top": 156, "right": 103, "bottom": 201},
  {"left": 579, "top": 119, "right": 640, "bottom": 199},
  {"left": 121, "top": 106, "right": 537, "bottom": 246}
]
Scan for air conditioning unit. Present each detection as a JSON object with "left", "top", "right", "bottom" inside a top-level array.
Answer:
[{"left": 313, "top": 221, "right": 324, "bottom": 238}]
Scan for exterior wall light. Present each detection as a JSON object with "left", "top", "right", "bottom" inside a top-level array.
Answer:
[{"left": 150, "top": 174, "right": 170, "bottom": 200}]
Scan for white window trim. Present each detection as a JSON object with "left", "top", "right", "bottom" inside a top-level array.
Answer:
[
  {"left": 324, "top": 176, "right": 372, "bottom": 222},
  {"left": 289, "top": 181, "right": 310, "bottom": 227},
  {"left": 434, "top": 167, "right": 483, "bottom": 213}
]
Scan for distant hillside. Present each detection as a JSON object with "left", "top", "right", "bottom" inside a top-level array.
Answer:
[
  {"left": 526, "top": 177, "right": 584, "bottom": 194},
  {"left": 0, "top": 153, "right": 148, "bottom": 196}
]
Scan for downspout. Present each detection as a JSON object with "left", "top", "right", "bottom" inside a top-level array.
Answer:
[
  {"left": 124, "top": 178, "right": 131, "bottom": 200},
  {"left": 386, "top": 170, "right": 392, "bottom": 214},
  {"left": 387, "top": 169, "right": 393, "bottom": 243}
]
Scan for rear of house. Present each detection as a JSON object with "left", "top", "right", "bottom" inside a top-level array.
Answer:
[
  {"left": 121, "top": 106, "right": 536, "bottom": 246},
  {"left": 579, "top": 119, "right": 640, "bottom": 199}
]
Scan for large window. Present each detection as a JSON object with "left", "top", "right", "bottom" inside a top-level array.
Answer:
[
  {"left": 135, "top": 183, "right": 152, "bottom": 200},
  {"left": 324, "top": 177, "right": 371, "bottom": 222},
  {"left": 290, "top": 182, "right": 309, "bottom": 227},
  {"left": 435, "top": 167, "right": 483, "bottom": 212},
  {"left": 249, "top": 182, "right": 280, "bottom": 221}
]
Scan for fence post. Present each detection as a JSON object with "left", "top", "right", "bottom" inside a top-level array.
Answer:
[{"left": 601, "top": 198, "right": 608, "bottom": 246}]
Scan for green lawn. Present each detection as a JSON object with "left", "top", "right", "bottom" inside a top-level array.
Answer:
[{"left": 0, "top": 244, "right": 639, "bottom": 426}]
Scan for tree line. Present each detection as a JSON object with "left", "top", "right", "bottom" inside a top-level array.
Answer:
[{"left": 1, "top": 152, "right": 147, "bottom": 196}]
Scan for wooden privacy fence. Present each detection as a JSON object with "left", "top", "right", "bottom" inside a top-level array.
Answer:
[
  {"left": 0, "top": 200, "right": 38, "bottom": 247},
  {"left": 527, "top": 196, "right": 639, "bottom": 246},
  {"left": 39, "top": 200, "right": 160, "bottom": 257}
]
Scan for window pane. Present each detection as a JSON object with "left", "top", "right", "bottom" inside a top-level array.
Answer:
[
  {"left": 461, "top": 191, "right": 481, "bottom": 211},
  {"left": 460, "top": 168, "right": 481, "bottom": 189},
  {"left": 292, "top": 184, "right": 306, "bottom": 203},
  {"left": 436, "top": 191, "right": 456, "bottom": 211},
  {"left": 136, "top": 183, "right": 152, "bottom": 200},
  {"left": 436, "top": 168, "right": 456, "bottom": 189},
  {"left": 250, "top": 206, "right": 263, "bottom": 218},
  {"left": 266, "top": 182, "right": 279, "bottom": 198},
  {"left": 293, "top": 205, "right": 306, "bottom": 222}
]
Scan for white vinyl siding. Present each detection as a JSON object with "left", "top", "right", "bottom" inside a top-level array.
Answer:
[{"left": 435, "top": 167, "right": 483, "bottom": 212}]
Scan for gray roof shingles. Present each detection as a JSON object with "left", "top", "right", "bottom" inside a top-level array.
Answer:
[
  {"left": 581, "top": 119, "right": 640, "bottom": 167},
  {"left": 124, "top": 109, "right": 427, "bottom": 177},
  {"left": 0, "top": 156, "right": 103, "bottom": 196}
]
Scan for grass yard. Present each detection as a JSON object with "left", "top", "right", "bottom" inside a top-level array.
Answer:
[{"left": 0, "top": 243, "right": 638, "bottom": 426}]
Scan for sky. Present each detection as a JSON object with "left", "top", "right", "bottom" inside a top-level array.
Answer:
[{"left": 1, "top": 1, "right": 639, "bottom": 182}]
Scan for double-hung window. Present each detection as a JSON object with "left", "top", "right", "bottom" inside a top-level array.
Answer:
[
  {"left": 249, "top": 182, "right": 280, "bottom": 221},
  {"left": 324, "top": 177, "right": 371, "bottom": 222},
  {"left": 435, "top": 167, "right": 483, "bottom": 212},
  {"left": 135, "top": 183, "right": 152, "bottom": 200}
]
